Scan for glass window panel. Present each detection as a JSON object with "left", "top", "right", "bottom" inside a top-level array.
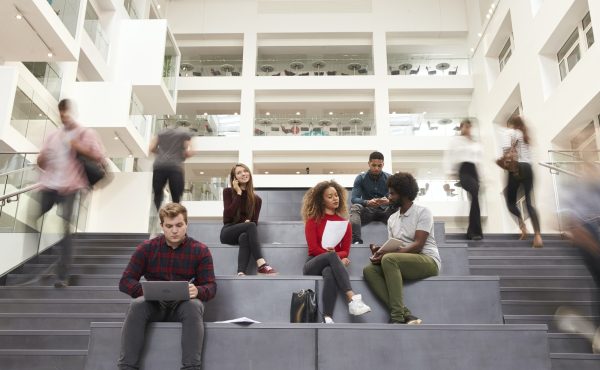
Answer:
[
  {"left": 557, "top": 28, "right": 579, "bottom": 61},
  {"left": 571, "top": 121, "right": 595, "bottom": 149},
  {"left": 566, "top": 45, "right": 581, "bottom": 71},
  {"left": 499, "top": 38, "right": 511, "bottom": 60},
  {"left": 587, "top": 28, "right": 594, "bottom": 48},
  {"left": 559, "top": 60, "right": 568, "bottom": 80},
  {"left": 582, "top": 11, "right": 592, "bottom": 30}
]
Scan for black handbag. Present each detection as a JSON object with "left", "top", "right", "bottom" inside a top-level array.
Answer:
[
  {"left": 290, "top": 289, "right": 318, "bottom": 323},
  {"left": 77, "top": 154, "right": 106, "bottom": 187}
]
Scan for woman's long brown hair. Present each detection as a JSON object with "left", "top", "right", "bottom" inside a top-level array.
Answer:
[
  {"left": 229, "top": 163, "right": 256, "bottom": 222},
  {"left": 507, "top": 115, "right": 530, "bottom": 144},
  {"left": 301, "top": 180, "right": 348, "bottom": 222}
]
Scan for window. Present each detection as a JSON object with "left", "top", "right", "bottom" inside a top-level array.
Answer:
[
  {"left": 498, "top": 36, "right": 513, "bottom": 71},
  {"left": 570, "top": 121, "right": 595, "bottom": 149},
  {"left": 558, "top": 12, "right": 594, "bottom": 80},
  {"left": 557, "top": 28, "right": 580, "bottom": 80},
  {"left": 583, "top": 11, "right": 594, "bottom": 48}
]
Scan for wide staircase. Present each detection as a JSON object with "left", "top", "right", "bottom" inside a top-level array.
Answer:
[{"left": 0, "top": 221, "right": 597, "bottom": 369}]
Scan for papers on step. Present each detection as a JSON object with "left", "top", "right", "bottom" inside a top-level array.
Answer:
[
  {"left": 321, "top": 220, "right": 349, "bottom": 249},
  {"left": 214, "top": 317, "right": 260, "bottom": 324}
]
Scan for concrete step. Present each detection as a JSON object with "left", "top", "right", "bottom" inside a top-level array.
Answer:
[
  {"left": 501, "top": 300, "right": 600, "bottom": 316},
  {"left": 504, "top": 315, "right": 600, "bottom": 332},
  {"left": 0, "top": 313, "right": 125, "bottom": 330},
  {"left": 20, "top": 264, "right": 129, "bottom": 275},
  {"left": 187, "top": 221, "right": 446, "bottom": 245},
  {"left": 37, "top": 244, "right": 470, "bottom": 277},
  {"left": 550, "top": 353, "right": 600, "bottom": 370},
  {"left": 0, "top": 286, "right": 128, "bottom": 299},
  {"left": 446, "top": 233, "right": 565, "bottom": 241},
  {"left": 0, "top": 349, "right": 87, "bottom": 370},
  {"left": 84, "top": 322, "right": 550, "bottom": 370},
  {"left": 471, "top": 265, "right": 591, "bottom": 277},
  {"left": 73, "top": 233, "right": 149, "bottom": 240},
  {"left": 0, "top": 330, "right": 90, "bottom": 350},
  {"left": 469, "top": 247, "right": 580, "bottom": 257},
  {"left": 499, "top": 276, "right": 597, "bottom": 288},
  {"left": 0, "top": 276, "right": 502, "bottom": 324},
  {"left": 6, "top": 274, "right": 121, "bottom": 286},
  {"left": 469, "top": 256, "right": 584, "bottom": 266},
  {"left": 0, "top": 299, "right": 131, "bottom": 314},
  {"left": 548, "top": 333, "right": 596, "bottom": 353},
  {"left": 500, "top": 287, "right": 600, "bottom": 301}
]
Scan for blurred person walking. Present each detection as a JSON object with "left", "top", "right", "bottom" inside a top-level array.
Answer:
[
  {"left": 36, "top": 99, "right": 105, "bottom": 287},
  {"left": 444, "top": 119, "right": 483, "bottom": 240},
  {"left": 149, "top": 124, "right": 192, "bottom": 211},
  {"left": 499, "top": 115, "right": 543, "bottom": 248}
]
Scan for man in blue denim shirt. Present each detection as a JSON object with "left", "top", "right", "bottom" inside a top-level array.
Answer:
[{"left": 349, "top": 152, "right": 398, "bottom": 244}]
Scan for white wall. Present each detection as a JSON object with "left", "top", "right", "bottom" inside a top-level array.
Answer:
[
  {"left": 0, "top": 233, "right": 42, "bottom": 276},
  {"left": 86, "top": 172, "right": 153, "bottom": 233}
]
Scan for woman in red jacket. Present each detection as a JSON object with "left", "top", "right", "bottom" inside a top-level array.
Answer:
[
  {"left": 220, "top": 163, "right": 277, "bottom": 276},
  {"left": 301, "top": 180, "right": 371, "bottom": 323}
]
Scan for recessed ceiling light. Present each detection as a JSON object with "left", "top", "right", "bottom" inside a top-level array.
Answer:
[
  {"left": 359, "top": 111, "right": 364, "bottom": 115},
  {"left": 128, "top": 154, "right": 133, "bottom": 158},
  {"left": 422, "top": 111, "right": 427, "bottom": 115},
  {"left": 266, "top": 112, "right": 270, "bottom": 116},
  {"left": 203, "top": 112, "right": 208, "bottom": 116},
  {"left": 296, "top": 112, "right": 301, "bottom": 115},
  {"left": 38, "top": 113, "right": 43, "bottom": 117},
  {"left": 234, "top": 112, "right": 238, "bottom": 115},
  {"left": 200, "top": 171, "right": 204, "bottom": 175},
  {"left": 470, "top": 48, "right": 475, "bottom": 52},
  {"left": 486, "top": 13, "right": 490, "bottom": 18},
  {"left": 488, "top": 8, "right": 493, "bottom": 14},
  {"left": 15, "top": 14, "right": 22, "bottom": 20},
  {"left": 427, "top": 171, "right": 432, "bottom": 175},
  {"left": 157, "top": 4, "right": 161, "bottom": 9},
  {"left": 296, "top": 171, "right": 300, "bottom": 174},
  {"left": 392, "top": 111, "right": 396, "bottom": 114},
  {"left": 264, "top": 171, "right": 269, "bottom": 174},
  {"left": 114, "top": 136, "right": 119, "bottom": 140},
  {"left": 47, "top": 52, "right": 53, "bottom": 58},
  {"left": 328, "top": 112, "right": 333, "bottom": 115},
  {"left": 491, "top": 3, "right": 496, "bottom": 9},
  {"left": 477, "top": 32, "right": 482, "bottom": 37},
  {"left": 329, "top": 171, "right": 334, "bottom": 174}
]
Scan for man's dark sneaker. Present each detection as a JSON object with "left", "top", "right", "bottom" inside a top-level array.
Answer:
[
  {"left": 404, "top": 314, "right": 422, "bottom": 325},
  {"left": 54, "top": 279, "right": 69, "bottom": 288},
  {"left": 352, "top": 238, "right": 364, "bottom": 245}
]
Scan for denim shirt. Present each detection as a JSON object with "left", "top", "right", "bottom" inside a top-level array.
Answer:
[{"left": 351, "top": 171, "right": 391, "bottom": 206}]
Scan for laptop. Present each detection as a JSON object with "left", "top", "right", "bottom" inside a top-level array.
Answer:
[{"left": 141, "top": 281, "right": 190, "bottom": 301}]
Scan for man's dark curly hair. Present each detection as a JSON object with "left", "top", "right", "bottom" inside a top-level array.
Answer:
[{"left": 386, "top": 172, "right": 419, "bottom": 201}]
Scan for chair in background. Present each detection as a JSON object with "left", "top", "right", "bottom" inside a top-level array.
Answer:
[
  {"left": 192, "top": 71, "right": 202, "bottom": 76},
  {"left": 391, "top": 70, "right": 400, "bottom": 75},
  {"left": 299, "top": 72, "right": 309, "bottom": 76},
  {"left": 448, "top": 66, "right": 458, "bottom": 75},
  {"left": 326, "top": 71, "right": 337, "bottom": 76},
  {"left": 284, "top": 69, "right": 296, "bottom": 76},
  {"left": 426, "top": 66, "right": 437, "bottom": 75},
  {"left": 358, "top": 67, "right": 368, "bottom": 74},
  {"left": 210, "top": 68, "right": 221, "bottom": 76},
  {"left": 232, "top": 71, "right": 241, "bottom": 76},
  {"left": 409, "top": 65, "right": 420, "bottom": 75},
  {"left": 272, "top": 72, "right": 281, "bottom": 76},
  {"left": 443, "top": 183, "right": 457, "bottom": 197}
]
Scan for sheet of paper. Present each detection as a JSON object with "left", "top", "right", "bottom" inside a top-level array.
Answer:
[
  {"left": 321, "top": 220, "right": 349, "bottom": 249},
  {"left": 214, "top": 317, "right": 261, "bottom": 324}
]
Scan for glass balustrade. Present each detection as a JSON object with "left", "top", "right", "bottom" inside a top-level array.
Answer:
[
  {"left": 181, "top": 178, "right": 228, "bottom": 201},
  {"left": 48, "top": 0, "right": 80, "bottom": 37},
  {"left": 390, "top": 114, "right": 470, "bottom": 137},
  {"left": 163, "top": 36, "right": 178, "bottom": 100},
  {"left": 180, "top": 59, "right": 243, "bottom": 77},
  {"left": 154, "top": 115, "right": 240, "bottom": 137},
  {"left": 415, "top": 179, "right": 468, "bottom": 202},
  {"left": 84, "top": 19, "right": 110, "bottom": 60},
  {"left": 11, "top": 87, "right": 60, "bottom": 148},
  {"left": 387, "top": 55, "right": 471, "bottom": 76},
  {"left": 22, "top": 62, "right": 62, "bottom": 101},
  {"left": 256, "top": 56, "right": 373, "bottom": 76},
  {"left": 254, "top": 114, "right": 375, "bottom": 136},
  {"left": 129, "top": 93, "right": 152, "bottom": 139},
  {"left": 123, "top": 0, "right": 140, "bottom": 19}
]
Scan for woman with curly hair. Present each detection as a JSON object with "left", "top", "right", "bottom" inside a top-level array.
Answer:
[
  {"left": 220, "top": 163, "right": 277, "bottom": 276},
  {"left": 302, "top": 180, "right": 371, "bottom": 323},
  {"left": 363, "top": 172, "right": 441, "bottom": 324}
]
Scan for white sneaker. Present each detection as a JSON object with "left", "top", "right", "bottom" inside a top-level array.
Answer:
[
  {"left": 554, "top": 306, "right": 595, "bottom": 335},
  {"left": 348, "top": 294, "right": 371, "bottom": 316},
  {"left": 323, "top": 316, "right": 335, "bottom": 324}
]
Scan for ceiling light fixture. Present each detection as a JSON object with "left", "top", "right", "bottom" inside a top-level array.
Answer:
[
  {"left": 266, "top": 112, "right": 270, "bottom": 116},
  {"left": 296, "top": 112, "right": 301, "bottom": 115},
  {"left": 234, "top": 112, "right": 238, "bottom": 115},
  {"left": 128, "top": 154, "right": 133, "bottom": 158},
  {"left": 470, "top": 48, "right": 475, "bottom": 52},
  {"left": 157, "top": 4, "right": 161, "bottom": 9},
  {"left": 359, "top": 111, "right": 364, "bottom": 115},
  {"left": 114, "top": 136, "right": 119, "bottom": 140},
  {"left": 486, "top": 13, "right": 491, "bottom": 19},
  {"left": 392, "top": 111, "right": 396, "bottom": 114},
  {"left": 477, "top": 32, "right": 482, "bottom": 37},
  {"left": 329, "top": 171, "right": 334, "bottom": 174},
  {"left": 491, "top": 3, "right": 496, "bottom": 8},
  {"left": 200, "top": 171, "right": 205, "bottom": 175},
  {"left": 15, "top": 14, "right": 22, "bottom": 20},
  {"left": 203, "top": 112, "right": 208, "bottom": 116},
  {"left": 264, "top": 171, "right": 269, "bottom": 174},
  {"left": 296, "top": 171, "right": 300, "bottom": 174},
  {"left": 47, "top": 52, "right": 53, "bottom": 58},
  {"left": 328, "top": 111, "right": 333, "bottom": 115}
]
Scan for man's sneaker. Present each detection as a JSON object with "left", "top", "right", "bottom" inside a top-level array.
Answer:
[
  {"left": 348, "top": 294, "right": 371, "bottom": 316},
  {"left": 54, "top": 279, "right": 69, "bottom": 288},
  {"left": 404, "top": 314, "right": 422, "bottom": 325},
  {"left": 323, "top": 316, "right": 335, "bottom": 324},
  {"left": 352, "top": 238, "right": 364, "bottom": 245},
  {"left": 257, "top": 264, "right": 278, "bottom": 275},
  {"left": 237, "top": 272, "right": 246, "bottom": 277}
]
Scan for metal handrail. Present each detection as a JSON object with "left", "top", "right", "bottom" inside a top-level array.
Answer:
[
  {"left": 0, "top": 165, "right": 37, "bottom": 178},
  {"left": 538, "top": 162, "right": 582, "bottom": 178},
  {"left": 0, "top": 183, "right": 41, "bottom": 206}
]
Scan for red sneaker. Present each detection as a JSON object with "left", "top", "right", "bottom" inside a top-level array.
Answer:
[{"left": 257, "top": 264, "right": 278, "bottom": 275}]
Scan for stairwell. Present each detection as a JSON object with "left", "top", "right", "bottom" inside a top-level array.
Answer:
[{"left": 0, "top": 222, "right": 593, "bottom": 369}]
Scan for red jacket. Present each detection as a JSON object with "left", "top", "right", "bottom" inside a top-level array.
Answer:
[{"left": 305, "top": 213, "right": 351, "bottom": 259}]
